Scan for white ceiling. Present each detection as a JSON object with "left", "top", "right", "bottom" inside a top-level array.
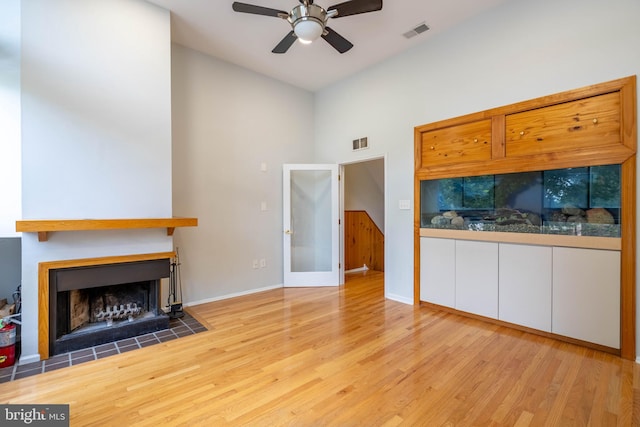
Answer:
[{"left": 145, "top": 0, "right": 510, "bottom": 92}]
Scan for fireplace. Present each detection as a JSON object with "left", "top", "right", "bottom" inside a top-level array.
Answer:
[{"left": 48, "top": 258, "right": 170, "bottom": 355}]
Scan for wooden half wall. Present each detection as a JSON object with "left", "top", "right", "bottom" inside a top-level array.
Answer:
[{"left": 345, "top": 210, "right": 384, "bottom": 272}]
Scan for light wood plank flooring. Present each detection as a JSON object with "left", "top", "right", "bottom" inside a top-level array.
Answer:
[{"left": 0, "top": 271, "right": 638, "bottom": 426}]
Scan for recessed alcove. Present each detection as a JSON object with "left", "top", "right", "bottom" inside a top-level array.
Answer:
[{"left": 414, "top": 75, "right": 636, "bottom": 359}]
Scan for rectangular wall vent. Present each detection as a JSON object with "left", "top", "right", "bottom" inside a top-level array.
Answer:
[
  {"left": 403, "top": 22, "right": 430, "bottom": 39},
  {"left": 352, "top": 137, "right": 369, "bottom": 151}
]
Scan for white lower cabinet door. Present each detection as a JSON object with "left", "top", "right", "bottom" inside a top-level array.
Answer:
[
  {"left": 552, "top": 247, "right": 620, "bottom": 348},
  {"left": 498, "top": 244, "right": 552, "bottom": 332},
  {"left": 455, "top": 240, "right": 498, "bottom": 318},
  {"left": 420, "top": 237, "right": 455, "bottom": 307}
]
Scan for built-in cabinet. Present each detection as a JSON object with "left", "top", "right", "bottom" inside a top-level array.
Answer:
[
  {"left": 420, "top": 119, "right": 492, "bottom": 167},
  {"left": 498, "top": 244, "right": 552, "bottom": 332},
  {"left": 420, "top": 238, "right": 620, "bottom": 348},
  {"left": 455, "top": 240, "right": 498, "bottom": 319},
  {"left": 414, "top": 76, "right": 636, "bottom": 359},
  {"left": 504, "top": 91, "right": 622, "bottom": 158},
  {"left": 552, "top": 247, "right": 620, "bottom": 348},
  {"left": 419, "top": 238, "right": 500, "bottom": 318},
  {"left": 419, "top": 237, "right": 455, "bottom": 307}
]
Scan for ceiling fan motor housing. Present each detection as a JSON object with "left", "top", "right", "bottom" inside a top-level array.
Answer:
[{"left": 290, "top": 4, "right": 327, "bottom": 42}]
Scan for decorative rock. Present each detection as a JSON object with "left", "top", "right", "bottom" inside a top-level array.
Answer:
[
  {"left": 442, "top": 211, "right": 458, "bottom": 219},
  {"left": 431, "top": 215, "right": 450, "bottom": 226},
  {"left": 586, "top": 208, "right": 615, "bottom": 224},
  {"left": 549, "top": 211, "right": 567, "bottom": 222},
  {"left": 525, "top": 213, "right": 542, "bottom": 226},
  {"left": 451, "top": 216, "right": 465, "bottom": 228},
  {"left": 562, "top": 205, "right": 585, "bottom": 217},
  {"left": 495, "top": 208, "right": 517, "bottom": 216},
  {"left": 494, "top": 209, "right": 535, "bottom": 226}
]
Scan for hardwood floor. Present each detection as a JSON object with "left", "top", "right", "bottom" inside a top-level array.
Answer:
[{"left": 0, "top": 270, "right": 638, "bottom": 426}]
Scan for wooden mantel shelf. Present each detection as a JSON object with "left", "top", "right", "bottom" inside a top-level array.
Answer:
[{"left": 15, "top": 217, "right": 198, "bottom": 242}]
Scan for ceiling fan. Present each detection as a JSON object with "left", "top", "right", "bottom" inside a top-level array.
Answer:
[{"left": 231, "top": 0, "right": 383, "bottom": 54}]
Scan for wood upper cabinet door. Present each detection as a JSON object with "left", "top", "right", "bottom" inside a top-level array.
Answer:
[
  {"left": 505, "top": 92, "right": 621, "bottom": 157},
  {"left": 420, "top": 119, "right": 492, "bottom": 166}
]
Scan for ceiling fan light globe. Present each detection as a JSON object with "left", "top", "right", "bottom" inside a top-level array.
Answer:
[{"left": 294, "top": 19, "right": 323, "bottom": 43}]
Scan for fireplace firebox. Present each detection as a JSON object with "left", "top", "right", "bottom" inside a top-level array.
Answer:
[{"left": 49, "top": 259, "right": 170, "bottom": 355}]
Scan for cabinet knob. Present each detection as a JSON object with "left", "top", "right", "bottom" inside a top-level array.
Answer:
[
  {"left": 593, "top": 118, "right": 598, "bottom": 124},
  {"left": 430, "top": 146, "right": 435, "bottom": 150},
  {"left": 473, "top": 138, "right": 478, "bottom": 143},
  {"left": 520, "top": 131, "right": 525, "bottom": 136}
]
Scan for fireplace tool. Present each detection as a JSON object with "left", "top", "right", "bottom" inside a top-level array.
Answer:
[{"left": 168, "top": 249, "right": 184, "bottom": 319}]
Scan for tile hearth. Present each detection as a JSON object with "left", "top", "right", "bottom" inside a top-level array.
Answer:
[{"left": 0, "top": 312, "right": 207, "bottom": 383}]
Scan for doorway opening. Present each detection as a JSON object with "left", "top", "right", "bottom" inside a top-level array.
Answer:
[{"left": 341, "top": 157, "right": 385, "bottom": 282}]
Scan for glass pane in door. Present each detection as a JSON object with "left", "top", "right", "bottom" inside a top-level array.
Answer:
[{"left": 290, "top": 169, "right": 332, "bottom": 272}]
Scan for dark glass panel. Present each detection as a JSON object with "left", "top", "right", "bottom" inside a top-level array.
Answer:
[{"left": 420, "top": 165, "right": 620, "bottom": 237}]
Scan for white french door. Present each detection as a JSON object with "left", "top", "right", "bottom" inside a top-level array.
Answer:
[{"left": 283, "top": 164, "right": 339, "bottom": 287}]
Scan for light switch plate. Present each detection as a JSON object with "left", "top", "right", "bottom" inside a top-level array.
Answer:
[{"left": 399, "top": 200, "right": 411, "bottom": 210}]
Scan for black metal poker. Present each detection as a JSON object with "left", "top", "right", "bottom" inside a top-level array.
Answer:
[{"left": 168, "top": 248, "right": 184, "bottom": 319}]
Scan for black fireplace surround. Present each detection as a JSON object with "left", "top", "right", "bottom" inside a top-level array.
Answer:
[{"left": 49, "top": 259, "right": 170, "bottom": 355}]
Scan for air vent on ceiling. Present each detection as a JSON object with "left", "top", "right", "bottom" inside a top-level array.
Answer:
[
  {"left": 403, "top": 22, "right": 430, "bottom": 39},
  {"left": 352, "top": 137, "right": 368, "bottom": 151}
]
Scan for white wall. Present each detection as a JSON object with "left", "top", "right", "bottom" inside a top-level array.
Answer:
[
  {"left": 0, "top": 0, "right": 21, "bottom": 237},
  {"left": 314, "top": 0, "right": 640, "bottom": 320},
  {"left": 19, "top": 0, "right": 172, "bottom": 364},
  {"left": 171, "top": 45, "right": 314, "bottom": 305},
  {"left": 21, "top": 0, "right": 172, "bottom": 218}
]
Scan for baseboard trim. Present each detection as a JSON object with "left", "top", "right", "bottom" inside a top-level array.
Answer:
[
  {"left": 385, "top": 292, "right": 412, "bottom": 305},
  {"left": 183, "top": 284, "right": 284, "bottom": 307},
  {"left": 345, "top": 265, "right": 369, "bottom": 274},
  {"left": 18, "top": 353, "right": 41, "bottom": 366}
]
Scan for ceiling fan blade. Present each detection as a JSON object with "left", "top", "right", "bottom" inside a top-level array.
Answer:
[
  {"left": 272, "top": 31, "right": 298, "bottom": 54},
  {"left": 322, "top": 27, "right": 354, "bottom": 53},
  {"left": 232, "top": 2, "right": 288, "bottom": 18},
  {"left": 327, "top": 0, "right": 382, "bottom": 18}
]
